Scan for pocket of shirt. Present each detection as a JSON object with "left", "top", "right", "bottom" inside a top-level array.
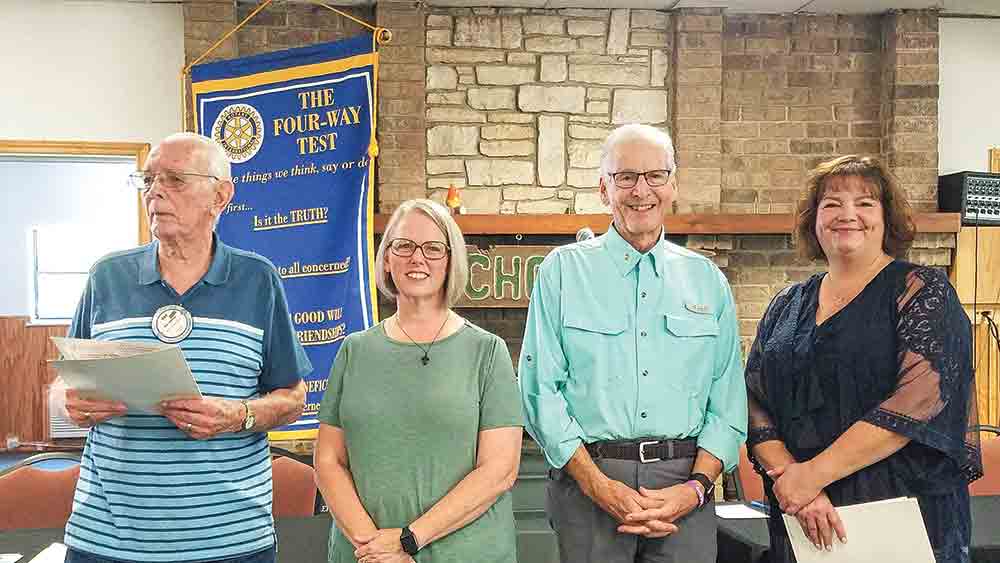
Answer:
[
  {"left": 562, "top": 312, "right": 628, "bottom": 386},
  {"left": 663, "top": 312, "right": 720, "bottom": 432},
  {"left": 663, "top": 313, "right": 720, "bottom": 338}
]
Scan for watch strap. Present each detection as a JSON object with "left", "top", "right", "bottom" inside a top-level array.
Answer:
[
  {"left": 683, "top": 480, "right": 705, "bottom": 507},
  {"left": 240, "top": 400, "right": 254, "bottom": 431},
  {"left": 689, "top": 472, "right": 715, "bottom": 500}
]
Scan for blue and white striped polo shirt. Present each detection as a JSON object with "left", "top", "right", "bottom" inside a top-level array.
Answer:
[{"left": 64, "top": 237, "right": 312, "bottom": 562}]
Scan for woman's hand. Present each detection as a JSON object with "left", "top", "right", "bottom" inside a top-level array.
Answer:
[
  {"left": 768, "top": 462, "right": 825, "bottom": 514},
  {"left": 794, "top": 491, "right": 847, "bottom": 551},
  {"left": 354, "top": 528, "right": 405, "bottom": 562}
]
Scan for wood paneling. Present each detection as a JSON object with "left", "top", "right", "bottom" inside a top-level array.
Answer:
[
  {"left": 953, "top": 227, "right": 1000, "bottom": 307},
  {"left": 373, "top": 213, "right": 960, "bottom": 235},
  {"left": 975, "top": 320, "right": 1000, "bottom": 433},
  {"left": 951, "top": 225, "right": 1000, "bottom": 436},
  {"left": 0, "top": 317, "right": 67, "bottom": 444}
]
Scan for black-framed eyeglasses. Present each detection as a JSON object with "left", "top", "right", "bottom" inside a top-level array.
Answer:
[
  {"left": 388, "top": 238, "right": 450, "bottom": 260},
  {"left": 608, "top": 169, "right": 673, "bottom": 188},
  {"left": 128, "top": 171, "right": 219, "bottom": 192}
]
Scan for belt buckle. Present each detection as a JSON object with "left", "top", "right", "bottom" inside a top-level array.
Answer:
[{"left": 638, "top": 441, "right": 662, "bottom": 464}]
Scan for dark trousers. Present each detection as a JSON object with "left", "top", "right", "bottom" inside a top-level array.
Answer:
[
  {"left": 64, "top": 545, "right": 276, "bottom": 563},
  {"left": 546, "top": 455, "right": 717, "bottom": 563}
]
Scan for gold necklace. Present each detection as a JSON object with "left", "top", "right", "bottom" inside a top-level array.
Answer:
[{"left": 394, "top": 312, "right": 451, "bottom": 366}]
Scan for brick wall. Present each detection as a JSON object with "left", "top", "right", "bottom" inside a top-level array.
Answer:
[
  {"left": 721, "top": 14, "right": 883, "bottom": 214},
  {"left": 181, "top": 4, "right": 949, "bottom": 354}
]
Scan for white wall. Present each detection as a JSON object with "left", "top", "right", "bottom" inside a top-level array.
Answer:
[
  {"left": 939, "top": 18, "right": 1000, "bottom": 175},
  {"left": 0, "top": 0, "right": 184, "bottom": 143}
]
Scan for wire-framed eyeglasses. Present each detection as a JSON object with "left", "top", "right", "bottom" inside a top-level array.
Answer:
[
  {"left": 608, "top": 169, "right": 673, "bottom": 189},
  {"left": 128, "top": 171, "right": 219, "bottom": 192},
  {"left": 388, "top": 238, "right": 450, "bottom": 260}
]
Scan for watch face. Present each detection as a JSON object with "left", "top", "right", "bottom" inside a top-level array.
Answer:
[{"left": 400, "top": 528, "right": 419, "bottom": 555}]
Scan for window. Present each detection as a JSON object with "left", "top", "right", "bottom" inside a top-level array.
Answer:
[
  {"left": 0, "top": 146, "right": 146, "bottom": 321},
  {"left": 32, "top": 222, "right": 136, "bottom": 321}
]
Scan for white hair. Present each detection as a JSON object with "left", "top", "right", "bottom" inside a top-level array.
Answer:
[
  {"left": 599, "top": 124, "right": 677, "bottom": 179},
  {"left": 375, "top": 199, "right": 469, "bottom": 307},
  {"left": 151, "top": 132, "right": 233, "bottom": 229},
  {"left": 156, "top": 132, "right": 232, "bottom": 180}
]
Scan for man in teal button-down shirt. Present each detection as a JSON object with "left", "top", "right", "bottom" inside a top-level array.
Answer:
[{"left": 519, "top": 124, "right": 747, "bottom": 563}]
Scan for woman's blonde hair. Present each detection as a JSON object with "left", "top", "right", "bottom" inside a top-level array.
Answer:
[{"left": 374, "top": 199, "right": 469, "bottom": 306}]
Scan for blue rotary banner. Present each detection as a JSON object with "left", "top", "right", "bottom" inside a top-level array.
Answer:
[{"left": 191, "top": 35, "right": 378, "bottom": 439}]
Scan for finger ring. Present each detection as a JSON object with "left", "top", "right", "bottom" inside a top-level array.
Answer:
[
  {"left": 83, "top": 411, "right": 91, "bottom": 419},
  {"left": 186, "top": 423, "right": 193, "bottom": 431}
]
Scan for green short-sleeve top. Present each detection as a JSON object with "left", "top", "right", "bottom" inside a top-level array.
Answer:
[{"left": 317, "top": 319, "right": 523, "bottom": 563}]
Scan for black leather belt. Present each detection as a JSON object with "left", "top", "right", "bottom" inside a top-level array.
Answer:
[{"left": 586, "top": 438, "right": 697, "bottom": 463}]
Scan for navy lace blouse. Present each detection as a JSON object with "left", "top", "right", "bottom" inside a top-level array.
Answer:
[{"left": 745, "top": 261, "right": 982, "bottom": 563}]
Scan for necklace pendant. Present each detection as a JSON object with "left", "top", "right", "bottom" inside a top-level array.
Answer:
[{"left": 421, "top": 355, "right": 430, "bottom": 366}]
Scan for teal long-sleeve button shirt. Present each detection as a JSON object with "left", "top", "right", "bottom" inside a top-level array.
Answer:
[{"left": 519, "top": 226, "right": 747, "bottom": 471}]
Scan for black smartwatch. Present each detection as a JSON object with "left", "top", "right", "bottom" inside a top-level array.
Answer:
[
  {"left": 400, "top": 526, "right": 419, "bottom": 555},
  {"left": 688, "top": 472, "right": 716, "bottom": 502}
]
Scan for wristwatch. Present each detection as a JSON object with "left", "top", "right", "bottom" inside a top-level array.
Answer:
[
  {"left": 241, "top": 400, "right": 255, "bottom": 431},
  {"left": 688, "top": 472, "right": 716, "bottom": 503},
  {"left": 400, "top": 526, "right": 419, "bottom": 555}
]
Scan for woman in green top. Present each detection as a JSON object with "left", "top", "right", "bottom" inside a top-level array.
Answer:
[{"left": 315, "top": 199, "right": 524, "bottom": 563}]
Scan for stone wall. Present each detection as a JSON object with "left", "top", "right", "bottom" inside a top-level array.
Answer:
[{"left": 422, "top": 7, "right": 672, "bottom": 214}]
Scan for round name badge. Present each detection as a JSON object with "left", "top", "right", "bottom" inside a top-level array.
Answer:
[{"left": 151, "top": 305, "right": 193, "bottom": 343}]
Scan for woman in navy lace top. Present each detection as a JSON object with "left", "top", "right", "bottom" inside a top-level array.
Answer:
[{"left": 745, "top": 155, "right": 982, "bottom": 563}]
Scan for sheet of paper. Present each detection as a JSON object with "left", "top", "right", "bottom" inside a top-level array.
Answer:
[
  {"left": 0, "top": 554, "right": 23, "bottom": 563},
  {"left": 52, "top": 337, "right": 169, "bottom": 360},
  {"left": 716, "top": 503, "right": 769, "bottom": 519},
  {"left": 50, "top": 338, "right": 202, "bottom": 413},
  {"left": 27, "top": 544, "right": 65, "bottom": 563},
  {"left": 782, "top": 497, "right": 934, "bottom": 563}
]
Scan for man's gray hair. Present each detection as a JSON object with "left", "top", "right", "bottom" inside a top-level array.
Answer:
[
  {"left": 375, "top": 199, "right": 469, "bottom": 307},
  {"left": 158, "top": 132, "right": 232, "bottom": 180},
  {"left": 599, "top": 124, "right": 677, "bottom": 179}
]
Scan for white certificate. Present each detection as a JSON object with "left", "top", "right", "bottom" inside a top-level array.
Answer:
[
  {"left": 50, "top": 337, "right": 202, "bottom": 413},
  {"left": 782, "top": 497, "right": 934, "bottom": 563}
]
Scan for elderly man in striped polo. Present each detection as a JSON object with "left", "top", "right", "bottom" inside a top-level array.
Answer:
[{"left": 57, "top": 132, "right": 311, "bottom": 563}]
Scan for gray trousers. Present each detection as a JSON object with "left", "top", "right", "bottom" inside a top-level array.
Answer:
[{"left": 546, "top": 456, "right": 717, "bottom": 563}]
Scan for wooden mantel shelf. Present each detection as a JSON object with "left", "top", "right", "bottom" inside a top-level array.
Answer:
[{"left": 373, "top": 213, "right": 961, "bottom": 236}]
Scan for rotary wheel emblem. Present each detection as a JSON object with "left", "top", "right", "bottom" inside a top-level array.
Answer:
[{"left": 212, "top": 103, "right": 264, "bottom": 163}]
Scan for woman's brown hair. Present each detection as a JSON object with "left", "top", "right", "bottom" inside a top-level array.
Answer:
[{"left": 794, "top": 155, "right": 916, "bottom": 261}]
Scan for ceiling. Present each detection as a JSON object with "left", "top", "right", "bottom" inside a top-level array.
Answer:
[{"left": 214, "top": 0, "right": 1000, "bottom": 14}]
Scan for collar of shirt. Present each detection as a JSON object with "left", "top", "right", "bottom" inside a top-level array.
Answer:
[
  {"left": 138, "top": 233, "right": 232, "bottom": 287},
  {"left": 602, "top": 223, "right": 667, "bottom": 279}
]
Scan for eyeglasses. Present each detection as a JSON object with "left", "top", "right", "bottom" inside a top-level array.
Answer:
[
  {"left": 608, "top": 169, "right": 673, "bottom": 189},
  {"left": 388, "top": 238, "right": 450, "bottom": 260},
  {"left": 128, "top": 171, "right": 219, "bottom": 192}
]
